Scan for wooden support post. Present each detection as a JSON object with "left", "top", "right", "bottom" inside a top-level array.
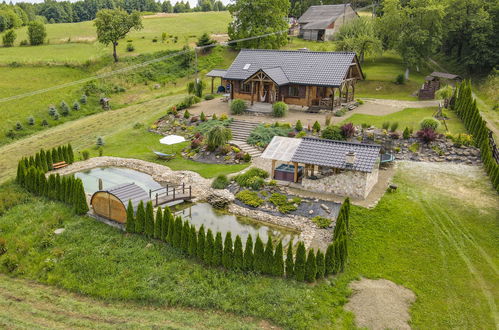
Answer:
[
  {"left": 211, "top": 77, "right": 214, "bottom": 94},
  {"left": 311, "top": 165, "right": 315, "bottom": 176},
  {"left": 271, "top": 159, "right": 276, "bottom": 179},
  {"left": 182, "top": 182, "right": 185, "bottom": 194},
  {"left": 166, "top": 184, "right": 169, "bottom": 196},
  {"left": 251, "top": 81, "right": 255, "bottom": 105},
  {"left": 293, "top": 162, "right": 298, "bottom": 183},
  {"left": 331, "top": 87, "right": 335, "bottom": 110},
  {"left": 189, "top": 186, "right": 191, "bottom": 199},
  {"left": 345, "top": 82, "right": 349, "bottom": 103},
  {"left": 155, "top": 193, "right": 158, "bottom": 207}
]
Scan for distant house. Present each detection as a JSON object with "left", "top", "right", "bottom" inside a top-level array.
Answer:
[
  {"left": 298, "top": 4, "right": 358, "bottom": 41},
  {"left": 211, "top": 49, "right": 364, "bottom": 111}
]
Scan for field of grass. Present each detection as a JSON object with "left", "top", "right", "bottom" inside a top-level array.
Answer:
[
  {"left": 0, "top": 12, "right": 231, "bottom": 65},
  {"left": 0, "top": 161, "right": 497, "bottom": 328},
  {"left": 343, "top": 107, "right": 466, "bottom": 134}
]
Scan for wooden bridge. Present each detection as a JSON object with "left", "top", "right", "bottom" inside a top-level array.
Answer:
[{"left": 149, "top": 183, "right": 193, "bottom": 207}]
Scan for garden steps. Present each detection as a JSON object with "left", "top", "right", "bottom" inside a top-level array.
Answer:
[
  {"left": 228, "top": 120, "right": 262, "bottom": 157},
  {"left": 229, "top": 139, "right": 262, "bottom": 158}
]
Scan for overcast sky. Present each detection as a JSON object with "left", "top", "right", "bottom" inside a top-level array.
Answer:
[{"left": 8, "top": 0, "right": 231, "bottom": 5}]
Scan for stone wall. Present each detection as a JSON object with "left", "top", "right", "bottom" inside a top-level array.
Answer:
[{"left": 301, "top": 169, "right": 376, "bottom": 199}]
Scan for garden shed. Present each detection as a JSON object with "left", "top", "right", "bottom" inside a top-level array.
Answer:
[{"left": 90, "top": 183, "right": 150, "bottom": 223}]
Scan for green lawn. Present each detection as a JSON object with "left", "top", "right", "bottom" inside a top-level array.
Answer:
[
  {"left": 343, "top": 107, "right": 467, "bottom": 134},
  {"left": 0, "top": 12, "right": 231, "bottom": 64}
]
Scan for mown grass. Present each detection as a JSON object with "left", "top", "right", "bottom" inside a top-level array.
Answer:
[
  {"left": 0, "top": 12, "right": 231, "bottom": 64},
  {"left": 0, "top": 162, "right": 497, "bottom": 328},
  {"left": 343, "top": 107, "right": 467, "bottom": 134}
]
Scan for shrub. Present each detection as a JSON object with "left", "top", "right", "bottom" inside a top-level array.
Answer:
[
  {"left": 230, "top": 99, "right": 246, "bottom": 114},
  {"left": 190, "top": 116, "right": 199, "bottom": 123},
  {"left": 81, "top": 150, "right": 90, "bottom": 160},
  {"left": 126, "top": 42, "right": 135, "bottom": 52},
  {"left": 235, "top": 168, "right": 268, "bottom": 187},
  {"left": 312, "top": 216, "right": 331, "bottom": 228},
  {"left": 312, "top": 121, "right": 321, "bottom": 133},
  {"left": 211, "top": 175, "right": 229, "bottom": 189},
  {"left": 27, "top": 116, "right": 35, "bottom": 126},
  {"left": 395, "top": 73, "right": 405, "bottom": 85},
  {"left": 20, "top": 40, "right": 28, "bottom": 46},
  {"left": 48, "top": 106, "right": 57, "bottom": 116},
  {"left": 191, "top": 138, "right": 202, "bottom": 149},
  {"left": 204, "top": 94, "right": 215, "bottom": 100},
  {"left": 382, "top": 121, "right": 390, "bottom": 130},
  {"left": 247, "top": 124, "right": 292, "bottom": 147},
  {"left": 356, "top": 98, "right": 364, "bottom": 105},
  {"left": 72, "top": 101, "right": 81, "bottom": 111},
  {"left": 231, "top": 146, "right": 240, "bottom": 153},
  {"left": 272, "top": 101, "right": 288, "bottom": 117},
  {"left": 403, "top": 127, "right": 411, "bottom": 139},
  {"left": 235, "top": 190, "right": 264, "bottom": 207},
  {"left": 80, "top": 94, "right": 87, "bottom": 104},
  {"left": 200, "top": 112, "right": 206, "bottom": 121},
  {"left": 133, "top": 122, "right": 144, "bottom": 129},
  {"left": 295, "top": 120, "right": 303, "bottom": 132},
  {"left": 389, "top": 122, "right": 399, "bottom": 132},
  {"left": 96, "top": 136, "right": 104, "bottom": 147},
  {"left": 187, "top": 80, "right": 205, "bottom": 98},
  {"left": 60, "top": 101, "right": 70, "bottom": 116},
  {"left": 41, "top": 120, "right": 49, "bottom": 126},
  {"left": 235, "top": 151, "right": 245, "bottom": 160},
  {"left": 316, "top": 250, "right": 325, "bottom": 279},
  {"left": 296, "top": 131, "right": 307, "bottom": 138},
  {"left": 321, "top": 125, "right": 343, "bottom": 140},
  {"left": 233, "top": 235, "right": 244, "bottom": 270},
  {"left": 213, "top": 232, "right": 223, "bottom": 266},
  {"left": 184, "top": 110, "right": 191, "bottom": 119},
  {"left": 207, "top": 126, "right": 232, "bottom": 150},
  {"left": 222, "top": 232, "right": 234, "bottom": 269},
  {"left": 53, "top": 112, "right": 60, "bottom": 120},
  {"left": 420, "top": 117, "right": 440, "bottom": 130},
  {"left": 3, "top": 29, "right": 16, "bottom": 47},
  {"left": 287, "top": 131, "right": 296, "bottom": 137},
  {"left": 340, "top": 123, "right": 355, "bottom": 138},
  {"left": 15, "top": 122, "right": 23, "bottom": 130},
  {"left": 294, "top": 242, "right": 306, "bottom": 281},
  {"left": 334, "top": 108, "right": 347, "bottom": 117},
  {"left": 285, "top": 242, "right": 294, "bottom": 278},
  {"left": 447, "top": 133, "right": 473, "bottom": 147},
  {"left": 220, "top": 113, "right": 228, "bottom": 121},
  {"left": 269, "top": 193, "right": 300, "bottom": 213},
  {"left": 220, "top": 144, "right": 232, "bottom": 155},
  {"left": 417, "top": 128, "right": 437, "bottom": 143},
  {"left": 28, "top": 21, "right": 46, "bottom": 46},
  {"left": 305, "top": 250, "right": 317, "bottom": 282},
  {"left": 248, "top": 176, "right": 265, "bottom": 190},
  {"left": 390, "top": 132, "right": 400, "bottom": 139},
  {"left": 243, "top": 153, "right": 251, "bottom": 162}
]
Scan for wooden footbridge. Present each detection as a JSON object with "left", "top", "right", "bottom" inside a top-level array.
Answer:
[{"left": 149, "top": 183, "right": 193, "bottom": 207}]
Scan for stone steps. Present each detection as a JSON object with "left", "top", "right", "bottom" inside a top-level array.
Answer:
[
  {"left": 228, "top": 119, "right": 259, "bottom": 141},
  {"left": 229, "top": 140, "right": 262, "bottom": 158}
]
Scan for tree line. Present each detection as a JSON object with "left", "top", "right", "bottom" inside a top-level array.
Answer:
[{"left": 126, "top": 197, "right": 351, "bottom": 282}]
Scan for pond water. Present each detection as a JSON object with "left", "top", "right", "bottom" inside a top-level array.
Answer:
[
  {"left": 75, "top": 167, "right": 162, "bottom": 194},
  {"left": 174, "top": 203, "right": 298, "bottom": 247}
]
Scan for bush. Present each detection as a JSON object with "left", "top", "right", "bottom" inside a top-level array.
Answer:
[
  {"left": 96, "top": 136, "right": 104, "bottom": 147},
  {"left": 295, "top": 120, "right": 303, "bottom": 131},
  {"left": 48, "top": 106, "right": 57, "bottom": 116},
  {"left": 235, "top": 168, "right": 268, "bottom": 187},
  {"left": 220, "top": 144, "right": 232, "bottom": 155},
  {"left": 447, "top": 133, "right": 473, "bottom": 147},
  {"left": 235, "top": 190, "right": 264, "bottom": 207},
  {"left": 390, "top": 122, "right": 399, "bottom": 132},
  {"left": 382, "top": 121, "right": 390, "bottom": 130},
  {"left": 28, "top": 21, "right": 46, "bottom": 46},
  {"left": 2, "top": 29, "right": 16, "bottom": 47},
  {"left": 334, "top": 108, "right": 347, "bottom": 117},
  {"left": 41, "top": 120, "right": 48, "bottom": 126},
  {"left": 395, "top": 73, "right": 405, "bottom": 85},
  {"left": 200, "top": 112, "right": 206, "bottom": 121},
  {"left": 312, "top": 121, "right": 321, "bottom": 133},
  {"left": 287, "top": 131, "right": 296, "bottom": 138},
  {"left": 269, "top": 193, "right": 300, "bottom": 214},
  {"left": 230, "top": 99, "right": 246, "bottom": 114},
  {"left": 184, "top": 110, "right": 191, "bottom": 119},
  {"left": 207, "top": 126, "right": 232, "bottom": 150},
  {"left": 403, "top": 127, "right": 411, "bottom": 139},
  {"left": 80, "top": 94, "right": 87, "bottom": 104},
  {"left": 417, "top": 128, "right": 437, "bottom": 143},
  {"left": 220, "top": 113, "right": 228, "bottom": 121},
  {"left": 312, "top": 216, "right": 331, "bottom": 228},
  {"left": 204, "top": 94, "right": 215, "bottom": 100},
  {"left": 190, "top": 138, "right": 202, "bottom": 149},
  {"left": 321, "top": 125, "right": 343, "bottom": 140},
  {"left": 211, "top": 175, "right": 229, "bottom": 189},
  {"left": 81, "top": 150, "right": 90, "bottom": 160},
  {"left": 340, "top": 123, "right": 355, "bottom": 138},
  {"left": 356, "top": 98, "right": 364, "bottom": 105},
  {"left": 248, "top": 176, "right": 265, "bottom": 190},
  {"left": 243, "top": 153, "right": 251, "bottom": 162},
  {"left": 27, "top": 116, "right": 35, "bottom": 126},
  {"left": 60, "top": 101, "right": 70, "bottom": 116},
  {"left": 247, "top": 124, "right": 292, "bottom": 147},
  {"left": 272, "top": 101, "right": 288, "bottom": 117},
  {"left": 420, "top": 117, "right": 440, "bottom": 130},
  {"left": 296, "top": 131, "right": 307, "bottom": 138},
  {"left": 73, "top": 101, "right": 81, "bottom": 110},
  {"left": 19, "top": 40, "right": 28, "bottom": 46},
  {"left": 15, "top": 122, "right": 23, "bottom": 130},
  {"left": 126, "top": 42, "right": 135, "bottom": 52}
]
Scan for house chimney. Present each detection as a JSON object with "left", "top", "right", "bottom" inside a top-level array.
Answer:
[
  {"left": 298, "top": 47, "right": 309, "bottom": 52},
  {"left": 345, "top": 151, "right": 356, "bottom": 167}
]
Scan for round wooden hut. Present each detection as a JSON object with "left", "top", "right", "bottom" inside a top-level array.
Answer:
[{"left": 90, "top": 183, "right": 149, "bottom": 223}]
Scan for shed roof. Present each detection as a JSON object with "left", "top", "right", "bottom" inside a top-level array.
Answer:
[
  {"left": 97, "top": 183, "right": 150, "bottom": 211},
  {"left": 302, "top": 19, "right": 334, "bottom": 30},
  {"left": 261, "top": 136, "right": 302, "bottom": 162},
  {"left": 430, "top": 71, "right": 462, "bottom": 80},
  {"left": 206, "top": 69, "right": 227, "bottom": 78},
  {"left": 224, "top": 49, "right": 358, "bottom": 87},
  {"left": 298, "top": 4, "right": 353, "bottom": 24},
  {"left": 291, "top": 137, "right": 381, "bottom": 172}
]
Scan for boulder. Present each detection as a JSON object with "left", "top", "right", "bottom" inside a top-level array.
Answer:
[{"left": 206, "top": 189, "right": 235, "bottom": 209}]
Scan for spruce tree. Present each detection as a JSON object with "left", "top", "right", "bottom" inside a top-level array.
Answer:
[
  {"left": 67, "top": 143, "right": 74, "bottom": 163},
  {"left": 285, "top": 241, "right": 294, "bottom": 278},
  {"left": 212, "top": 232, "right": 223, "bottom": 267},
  {"left": 222, "top": 232, "right": 234, "bottom": 269},
  {"left": 188, "top": 225, "right": 198, "bottom": 257},
  {"left": 233, "top": 235, "right": 243, "bottom": 270},
  {"left": 145, "top": 201, "right": 155, "bottom": 238},
  {"left": 204, "top": 229, "right": 214, "bottom": 265},
  {"left": 181, "top": 220, "right": 190, "bottom": 253},
  {"left": 173, "top": 216, "right": 182, "bottom": 248},
  {"left": 294, "top": 242, "right": 306, "bottom": 282},
  {"left": 305, "top": 249, "right": 317, "bottom": 283},
  {"left": 316, "top": 250, "right": 325, "bottom": 280},
  {"left": 253, "top": 235, "right": 265, "bottom": 273},
  {"left": 154, "top": 207, "right": 163, "bottom": 239},
  {"left": 263, "top": 238, "right": 274, "bottom": 275},
  {"left": 325, "top": 243, "right": 335, "bottom": 276},
  {"left": 135, "top": 201, "right": 146, "bottom": 234},
  {"left": 243, "top": 234, "right": 254, "bottom": 271},
  {"left": 274, "top": 240, "right": 284, "bottom": 277},
  {"left": 126, "top": 200, "right": 135, "bottom": 233},
  {"left": 197, "top": 225, "right": 205, "bottom": 260}
]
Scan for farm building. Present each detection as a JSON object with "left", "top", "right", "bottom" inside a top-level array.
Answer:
[
  {"left": 260, "top": 136, "right": 381, "bottom": 199},
  {"left": 298, "top": 4, "right": 358, "bottom": 41},
  {"left": 213, "top": 49, "right": 363, "bottom": 111},
  {"left": 90, "top": 183, "right": 150, "bottom": 223}
]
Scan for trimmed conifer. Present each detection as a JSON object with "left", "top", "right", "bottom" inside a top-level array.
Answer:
[
  {"left": 67, "top": 144, "right": 74, "bottom": 164},
  {"left": 166, "top": 212, "right": 175, "bottom": 243},
  {"left": 126, "top": 200, "right": 135, "bottom": 233},
  {"left": 243, "top": 234, "right": 254, "bottom": 271},
  {"left": 46, "top": 151, "right": 53, "bottom": 170},
  {"left": 274, "top": 240, "right": 284, "bottom": 277},
  {"left": 294, "top": 242, "right": 306, "bottom": 281},
  {"left": 197, "top": 225, "right": 205, "bottom": 260},
  {"left": 181, "top": 220, "right": 190, "bottom": 253},
  {"left": 263, "top": 238, "right": 274, "bottom": 275},
  {"left": 222, "top": 232, "right": 234, "bottom": 269},
  {"left": 35, "top": 153, "right": 42, "bottom": 170},
  {"left": 73, "top": 179, "right": 89, "bottom": 215},
  {"left": 233, "top": 235, "right": 243, "bottom": 270},
  {"left": 162, "top": 207, "right": 171, "bottom": 241},
  {"left": 40, "top": 150, "right": 48, "bottom": 172},
  {"left": 316, "top": 250, "right": 325, "bottom": 280},
  {"left": 145, "top": 201, "right": 155, "bottom": 238},
  {"left": 154, "top": 207, "right": 162, "bottom": 239},
  {"left": 253, "top": 235, "right": 265, "bottom": 273},
  {"left": 135, "top": 201, "right": 146, "bottom": 234},
  {"left": 16, "top": 161, "right": 25, "bottom": 186},
  {"left": 173, "top": 216, "right": 182, "bottom": 248},
  {"left": 285, "top": 241, "right": 294, "bottom": 278},
  {"left": 204, "top": 229, "right": 214, "bottom": 265},
  {"left": 212, "top": 232, "right": 223, "bottom": 267},
  {"left": 325, "top": 243, "right": 335, "bottom": 276},
  {"left": 188, "top": 225, "right": 197, "bottom": 257},
  {"left": 305, "top": 249, "right": 317, "bottom": 283}
]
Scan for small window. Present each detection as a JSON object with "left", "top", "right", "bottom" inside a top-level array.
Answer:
[
  {"left": 240, "top": 81, "right": 251, "bottom": 93},
  {"left": 243, "top": 63, "right": 251, "bottom": 70},
  {"left": 288, "top": 85, "right": 300, "bottom": 97}
]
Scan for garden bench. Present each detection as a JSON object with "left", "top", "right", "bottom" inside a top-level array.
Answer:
[
  {"left": 153, "top": 151, "right": 175, "bottom": 161},
  {"left": 52, "top": 161, "right": 68, "bottom": 170}
]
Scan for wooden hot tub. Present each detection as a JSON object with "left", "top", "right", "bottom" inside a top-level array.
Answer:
[{"left": 274, "top": 164, "right": 303, "bottom": 182}]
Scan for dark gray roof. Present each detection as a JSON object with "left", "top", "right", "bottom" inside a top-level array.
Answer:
[
  {"left": 105, "top": 183, "right": 150, "bottom": 211},
  {"left": 224, "top": 49, "right": 357, "bottom": 87},
  {"left": 302, "top": 19, "right": 334, "bottom": 30},
  {"left": 291, "top": 137, "right": 381, "bottom": 172},
  {"left": 206, "top": 69, "right": 227, "bottom": 78},
  {"left": 298, "top": 4, "right": 352, "bottom": 24},
  {"left": 257, "top": 67, "right": 289, "bottom": 86}
]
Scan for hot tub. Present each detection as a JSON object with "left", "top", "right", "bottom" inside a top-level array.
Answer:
[{"left": 274, "top": 164, "right": 303, "bottom": 182}]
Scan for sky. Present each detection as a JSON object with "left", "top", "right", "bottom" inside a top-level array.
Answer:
[{"left": 8, "top": 0, "right": 231, "bottom": 4}]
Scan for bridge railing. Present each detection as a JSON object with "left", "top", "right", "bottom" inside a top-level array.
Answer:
[{"left": 149, "top": 183, "right": 192, "bottom": 206}]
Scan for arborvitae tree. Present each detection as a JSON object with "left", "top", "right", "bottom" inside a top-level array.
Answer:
[
  {"left": 334, "top": 240, "right": 342, "bottom": 273},
  {"left": 222, "top": 232, "right": 234, "bottom": 269},
  {"left": 154, "top": 207, "right": 162, "bottom": 239},
  {"left": 204, "top": 229, "right": 214, "bottom": 265},
  {"left": 316, "top": 250, "right": 325, "bottom": 280},
  {"left": 243, "top": 234, "right": 254, "bottom": 271},
  {"left": 263, "top": 238, "right": 274, "bottom": 275},
  {"left": 181, "top": 220, "right": 190, "bottom": 253},
  {"left": 145, "top": 201, "right": 155, "bottom": 238},
  {"left": 295, "top": 120, "right": 303, "bottom": 131},
  {"left": 126, "top": 200, "right": 135, "bottom": 233},
  {"left": 162, "top": 207, "right": 171, "bottom": 241},
  {"left": 233, "top": 235, "right": 243, "bottom": 270},
  {"left": 325, "top": 243, "right": 335, "bottom": 276},
  {"left": 253, "top": 235, "right": 265, "bottom": 273},
  {"left": 38, "top": 171, "right": 46, "bottom": 197},
  {"left": 57, "top": 146, "right": 64, "bottom": 162},
  {"left": 274, "top": 240, "right": 284, "bottom": 277},
  {"left": 188, "top": 225, "right": 198, "bottom": 257},
  {"left": 197, "top": 225, "right": 205, "bottom": 260},
  {"left": 47, "top": 174, "right": 55, "bottom": 199},
  {"left": 63, "top": 145, "right": 70, "bottom": 164},
  {"left": 135, "top": 201, "right": 146, "bottom": 234},
  {"left": 285, "top": 241, "right": 294, "bottom": 278},
  {"left": 73, "top": 179, "right": 89, "bottom": 215},
  {"left": 35, "top": 153, "right": 42, "bottom": 170},
  {"left": 305, "top": 249, "right": 317, "bottom": 283},
  {"left": 212, "top": 232, "right": 223, "bottom": 267},
  {"left": 294, "top": 242, "right": 306, "bottom": 282},
  {"left": 67, "top": 144, "right": 74, "bottom": 164},
  {"left": 51, "top": 149, "right": 58, "bottom": 163},
  {"left": 16, "top": 161, "right": 25, "bottom": 186},
  {"left": 173, "top": 216, "right": 183, "bottom": 248},
  {"left": 40, "top": 150, "right": 48, "bottom": 172},
  {"left": 28, "top": 156, "right": 35, "bottom": 168}
]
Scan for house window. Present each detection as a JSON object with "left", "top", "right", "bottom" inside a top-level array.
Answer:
[
  {"left": 288, "top": 85, "right": 300, "bottom": 97},
  {"left": 240, "top": 81, "right": 251, "bottom": 93}
]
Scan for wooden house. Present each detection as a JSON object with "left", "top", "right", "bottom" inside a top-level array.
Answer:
[
  {"left": 298, "top": 4, "right": 358, "bottom": 41},
  {"left": 216, "top": 49, "right": 364, "bottom": 111}
]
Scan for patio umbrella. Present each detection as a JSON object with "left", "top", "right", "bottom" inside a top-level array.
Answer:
[{"left": 159, "top": 135, "right": 186, "bottom": 153}]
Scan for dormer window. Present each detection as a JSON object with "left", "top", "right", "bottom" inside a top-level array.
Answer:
[
  {"left": 243, "top": 63, "right": 251, "bottom": 70},
  {"left": 345, "top": 151, "right": 356, "bottom": 167}
]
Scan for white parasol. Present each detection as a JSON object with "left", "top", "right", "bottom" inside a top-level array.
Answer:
[{"left": 159, "top": 135, "right": 186, "bottom": 153}]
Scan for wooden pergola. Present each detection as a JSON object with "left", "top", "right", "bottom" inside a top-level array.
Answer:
[{"left": 205, "top": 69, "right": 227, "bottom": 94}]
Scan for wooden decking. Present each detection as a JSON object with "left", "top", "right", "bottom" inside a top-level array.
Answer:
[{"left": 149, "top": 184, "right": 193, "bottom": 207}]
